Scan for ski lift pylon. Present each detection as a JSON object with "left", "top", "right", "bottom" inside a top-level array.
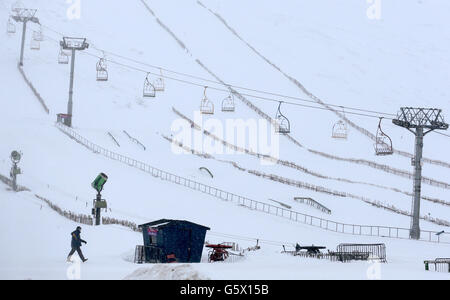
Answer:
[
  {"left": 96, "top": 55, "right": 108, "bottom": 81},
  {"left": 221, "top": 92, "right": 235, "bottom": 112},
  {"left": 275, "top": 101, "right": 290, "bottom": 134},
  {"left": 332, "top": 107, "right": 348, "bottom": 139},
  {"left": 143, "top": 73, "right": 156, "bottom": 98},
  {"left": 153, "top": 68, "right": 165, "bottom": 92},
  {"left": 7, "top": 17, "right": 16, "bottom": 34},
  {"left": 200, "top": 86, "right": 214, "bottom": 115},
  {"left": 374, "top": 117, "right": 394, "bottom": 156}
]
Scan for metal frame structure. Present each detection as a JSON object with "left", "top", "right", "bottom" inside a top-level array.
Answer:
[
  {"left": 60, "top": 37, "right": 89, "bottom": 127},
  {"left": 424, "top": 258, "right": 450, "bottom": 273},
  {"left": 275, "top": 101, "right": 290, "bottom": 134},
  {"left": 96, "top": 56, "right": 108, "bottom": 81},
  {"left": 374, "top": 117, "right": 394, "bottom": 156},
  {"left": 393, "top": 107, "right": 449, "bottom": 240},
  {"left": 143, "top": 73, "right": 156, "bottom": 97},
  {"left": 336, "top": 243, "right": 387, "bottom": 262},
  {"left": 200, "top": 86, "right": 214, "bottom": 115},
  {"left": 221, "top": 93, "right": 235, "bottom": 112}
]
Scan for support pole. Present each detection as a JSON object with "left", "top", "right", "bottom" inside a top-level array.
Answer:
[
  {"left": 410, "top": 127, "right": 424, "bottom": 240},
  {"left": 60, "top": 37, "right": 89, "bottom": 128},
  {"left": 19, "top": 21, "right": 27, "bottom": 67},
  {"left": 11, "top": 163, "right": 18, "bottom": 192},
  {"left": 66, "top": 49, "right": 76, "bottom": 127},
  {"left": 95, "top": 193, "right": 101, "bottom": 226}
]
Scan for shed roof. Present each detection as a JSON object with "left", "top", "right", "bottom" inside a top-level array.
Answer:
[{"left": 138, "top": 219, "right": 210, "bottom": 230}]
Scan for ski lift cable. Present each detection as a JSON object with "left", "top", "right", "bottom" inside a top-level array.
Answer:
[
  {"left": 37, "top": 22, "right": 397, "bottom": 118},
  {"left": 41, "top": 31, "right": 450, "bottom": 134},
  {"left": 42, "top": 34, "right": 448, "bottom": 125}
]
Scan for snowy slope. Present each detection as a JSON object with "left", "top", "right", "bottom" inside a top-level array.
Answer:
[{"left": 1, "top": 0, "right": 450, "bottom": 279}]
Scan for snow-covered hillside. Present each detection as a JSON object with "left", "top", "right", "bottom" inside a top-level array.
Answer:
[{"left": 1, "top": 0, "right": 449, "bottom": 279}]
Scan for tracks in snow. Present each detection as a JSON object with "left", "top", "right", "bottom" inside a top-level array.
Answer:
[
  {"left": 162, "top": 134, "right": 450, "bottom": 228},
  {"left": 172, "top": 107, "right": 450, "bottom": 207},
  {"left": 139, "top": 0, "right": 450, "bottom": 190},
  {"left": 196, "top": 0, "right": 450, "bottom": 170}
]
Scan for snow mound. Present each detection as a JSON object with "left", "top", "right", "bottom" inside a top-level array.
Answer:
[{"left": 124, "top": 264, "right": 210, "bottom": 280}]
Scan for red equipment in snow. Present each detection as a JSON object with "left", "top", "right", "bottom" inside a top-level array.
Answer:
[{"left": 206, "top": 244, "right": 233, "bottom": 262}]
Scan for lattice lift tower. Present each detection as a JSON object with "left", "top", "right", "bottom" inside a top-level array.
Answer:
[{"left": 393, "top": 108, "right": 448, "bottom": 240}]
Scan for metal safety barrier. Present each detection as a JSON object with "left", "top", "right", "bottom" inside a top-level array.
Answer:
[{"left": 55, "top": 122, "right": 450, "bottom": 244}]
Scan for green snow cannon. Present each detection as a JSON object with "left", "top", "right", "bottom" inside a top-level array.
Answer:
[{"left": 91, "top": 173, "right": 108, "bottom": 193}]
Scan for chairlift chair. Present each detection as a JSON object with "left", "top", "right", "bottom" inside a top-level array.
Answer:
[
  {"left": 96, "top": 57, "right": 108, "bottom": 81},
  {"left": 275, "top": 101, "right": 290, "bottom": 134},
  {"left": 33, "top": 27, "right": 43, "bottom": 42},
  {"left": 30, "top": 38, "right": 40, "bottom": 50},
  {"left": 332, "top": 121, "right": 348, "bottom": 139},
  {"left": 332, "top": 107, "right": 348, "bottom": 139},
  {"left": 143, "top": 74, "right": 156, "bottom": 98},
  {"left": 7, "top": 17, "right": 16, "bottom": 34},
  {"left": 221, "top": 93, "right": 235, "bottom": 112},
  {"left": 374, "top": 118, "right": 394, "bottom": 156},
  {"left": 58, "top": 47, "right": 69, "bottom": 64},
  {"left": 200, "top": 87, "right": 214, "bottom": 115},
  {"left": 153, "top": 69, "right": 165, "bottom": 92}
]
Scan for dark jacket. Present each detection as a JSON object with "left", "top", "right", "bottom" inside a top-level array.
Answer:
[{"left": 71, "top": 230, "right": 86, "bottom": 249}]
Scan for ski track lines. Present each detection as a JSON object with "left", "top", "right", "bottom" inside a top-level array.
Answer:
[
  {"left": 138, "top": 0, "right": 450, "bottom": 191},
  {"left": 196, "top": 0, "right": 450, "bottom": 170},
  {"left": 171, "top": 106, "right": 450, "bottom": 208},
  {"left": 54, "top": 121, "right": 450, "bottom": 241}
]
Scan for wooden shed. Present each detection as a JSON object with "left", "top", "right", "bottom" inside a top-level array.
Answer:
[{"left": 138, "top": 219, "right": 210, "bottom": 263}]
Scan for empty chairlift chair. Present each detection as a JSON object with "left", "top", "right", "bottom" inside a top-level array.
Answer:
[
  {"left": 332, "top": 107, "right": 348, "bottom": 139},
  {"left": 143, "top": 74, "right": 156, "bottom": 98},
  {"left": 30, "top": 34, "right": 40, "bottom": 50},
  {"left": 58, "top": 47, "right": 69, "bottom": 64},
  {"left": 332, "top": 121, "right": 348, "bottom": 139},
  {"left": 33, "top": 27, "right": 43, "bottom": 41},
  {"left": 221, "top": 93, "right": 235, "bottom": 112},
  {"left": 6, "top": 17, "right": 16, "bottom": 34},
  {"left": 96, "top": 57, "right": 108, "bottom": 81},
  {"left": 374, "top": 117, "right": 394, "bottom": 156},
  {"left": 200, "top": 87, "right": 214, "bottom": 115},
  {"left": 153, "top": 69, "right": 165, "bottom": 92},
  {"left": 275, "top": 101, "right": 290, "bottom": 134}
]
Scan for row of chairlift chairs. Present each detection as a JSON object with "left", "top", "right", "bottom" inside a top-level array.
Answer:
[
  {"left": 199, "top": 91, "right": 393, "bottom": 156},
  {"left": 42, "top": 27, "right": 392, "bottom": 156}
]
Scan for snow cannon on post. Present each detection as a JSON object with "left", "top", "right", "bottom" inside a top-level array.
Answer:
[
  {"left": 91, "top": 173, "right": 108, "bottom": 226},
  {"left": 10, "top": 150, "right": 22, "bottom": 192}
]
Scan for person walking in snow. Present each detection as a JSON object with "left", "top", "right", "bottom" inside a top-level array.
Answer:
[{"left": 67, "top": 226, "right": 88, "bottom": 263}]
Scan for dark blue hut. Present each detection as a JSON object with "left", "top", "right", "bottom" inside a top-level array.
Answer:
[{"left": 138, "top": 219, "right": 210, "bottom": 263}]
